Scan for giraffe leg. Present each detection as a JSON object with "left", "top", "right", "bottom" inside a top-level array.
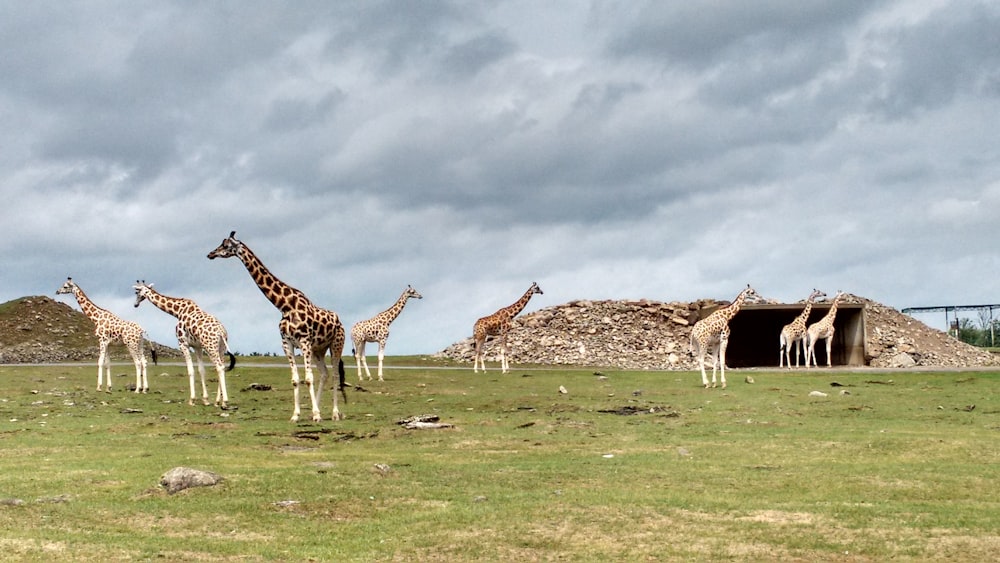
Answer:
[
  {"left": 178, "top": 335, "right": 197, "bottom": 406},
  {"left": 97, "top": 341, "right": 109, "bottom": 392},
  {"left": 718, "top": 337, "right": 728, "bottom": 389},
  {"left": 129, "top": 338, "right": 146, "bottom": 393},
  {"left": 825, "top": 337, "right": 833, "bottom": 367},
  {"left": 779, "top": 334, "right": 785, "bottom": 368},
  {"left": 500, "top": 335, "right": 509, "bottom": 374},
  {"left": 473, "top": 338, "right": 484, "bottom": 373},
  {"left": 709, "top": 346, "right": 718, "bottom": 387},
  {"left": 194, "top": 350, "right": 210, "bottom": 406},
  {"left": 139, "top": 353, "right": 148, "bottom": 393},
  {"left": 300, "top": 339, "right": 322, "bottom": 423},
  {"left": 314, "top": 355, "right": 341, "bottom": 421},
  {"left": 361, "top": 342, "right": 373, "bottom": 381},
  {"left": 213, "top": 340, "right": 229, "bottom": 408},
  {"left": 354, "top": 340, "right": 368, "bottom": 382},
  {"left": 377, "top": 341, "right": 386, "bottom": 381},
  {"left": 693, "top": 338, "right": 710, "bottom": 388},
  {"left": 283, "top": 337, "right": 303, "bottom": 422}
]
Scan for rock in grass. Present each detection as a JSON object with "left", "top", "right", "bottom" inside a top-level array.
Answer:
[
  {"left": 808, "top": 391, "right": 828, "bottom": 398},
  {"left": 160, "top": 467, "right": 224, "bottom": 494}
]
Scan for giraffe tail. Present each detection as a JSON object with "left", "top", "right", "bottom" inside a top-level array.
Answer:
[
  {"left": 337, "top": 358, "right": 348, "bottom": 403},
  {"left": 145, "top": 336, "right": 158, "bottom": 365},
  {"left": 226, "top": 352, "right": 236, "bottom": 371}
]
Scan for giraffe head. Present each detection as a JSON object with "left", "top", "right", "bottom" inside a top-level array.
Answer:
[
  {"left": 809, "top": 288, "right": 827, "bottom": 302},
  {"left": 55, "top": 277, "right": 77, "bottom": 295},
  {"left": 529, "top": 281, "right": 543, "bottom": 296},
  {"left": 207, "top": 231, "right": 243, "bottom": 261},
  {"left": 404, "top": 285, "right": 423, "bottom": 301},
  {"left": 133, "top": 280, "right": 155, "bottom": 308}
]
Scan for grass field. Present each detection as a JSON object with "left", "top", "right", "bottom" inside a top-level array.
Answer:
[{"left": 0, "top": 358, "right": 997, "bottom": 561}]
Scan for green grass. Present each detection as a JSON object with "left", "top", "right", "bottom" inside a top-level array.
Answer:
[{"left": 0, "top": 360, "right": 997, "bottom": 561}]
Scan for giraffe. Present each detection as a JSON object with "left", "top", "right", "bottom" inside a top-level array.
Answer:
[
  {"left": 689, "top": 284, "right": 757, "bottom": 389},
  {"left": 778, "top": 289, "right": 826, "bottom": 368},
  {"left": 806, "top": 290, "right": 846, "bottom": 368},
  {"left": 207, "top": 231, "right": 347, "bottom": 422},
  {"left": 351, "top": 285, "right": 422, "bottom": 382},
  {"left": 473, "top": 282, "right": 544, "bottom": 374},
  {"left": 55, "top": 277, "right": 148, "bottom": 393},
  {"left": 133, "top": 281, "right": 236, "bottom": 408}
]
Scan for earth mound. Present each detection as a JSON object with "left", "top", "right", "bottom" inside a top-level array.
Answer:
[
  {"left": 0, "top": 295, "right": 178, "bottom": 364},
  {"left": 437, "top": 294, "right": 998, "bottom": 369}
]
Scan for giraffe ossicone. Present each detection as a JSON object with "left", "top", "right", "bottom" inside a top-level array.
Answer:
[
  {"left": 352, "top": 285, "right": 422, "bottom": 382},
  {"left": 473, "top": 282, "right": 543, "bottom": 374},
  {"left": 56, "top": 277, "right": 149, "bottom": 394},
  {"left": 208, "top": 231, "right": 347, "bottom": 422},
  {"left": 133, "top": 280, "right": 235, "bottom": 408}
]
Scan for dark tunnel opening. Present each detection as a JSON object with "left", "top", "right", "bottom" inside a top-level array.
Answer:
[{"left": 713, "top": 304, "right": 867, "bottom": 368}]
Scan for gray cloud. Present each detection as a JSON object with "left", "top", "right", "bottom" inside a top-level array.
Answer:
[{"left": 2, "top": 1, "right": 999, "bottom": 356}]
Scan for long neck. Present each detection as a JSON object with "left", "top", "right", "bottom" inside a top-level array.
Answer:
[
  {"left": 720, "top": 289, "right": 749, "bottom": 322},
  {"left": 237, "top": 244, "right": 303, "bottom": 312},
  {"left": 503, "top": 288, "right": 536, "bottom": 318},
  {"left": 795, "top": 296, "right": 816, "bottom": 323},
  {"left": 143, "top": 288, "right": 188, "bottom": 320},
  {"left": 72, "top": 287, "right": 103, "bottom": 320},
  {"left": 824, "top": 296, "right": 840, "bottom": 322},
  {"left": 381, "top": 292, "right": 412, "bottom": 323}
]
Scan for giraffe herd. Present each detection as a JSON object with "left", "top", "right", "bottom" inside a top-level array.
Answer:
[{"left": 53, "top": 230, "right": 848, "bottom": 420}]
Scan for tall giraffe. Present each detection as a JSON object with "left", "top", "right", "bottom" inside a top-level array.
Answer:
[
  {"left": 689, "top": 284, "right": 757, "bottom": 389},
  {"left": 133, "top": 281, "right": 236, "bottom": 408},
  {"left": 473, "top": 282, "right": 544, "bottom": 374},
  {"left": 207, "top": 231, "right": 346, "bottom": 422},
  {"left": 351, "top": 285, "right": 422, "bottom": 382},
  {"left": 806, "top": 290, "right": 845, "bottom": 368},
  {"left": 778, "top": 289, "right": 826, "bottom": 368},
  {"left": 55, "top": 277, "right": 148, "bottom": 393}
]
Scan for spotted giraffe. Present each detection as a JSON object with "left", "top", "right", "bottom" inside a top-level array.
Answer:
[
  {"left": 689, "top": 284, "right": 757, "bottom": 389},
  {"left": 133, "top": 281, "right": 236, "bottom": 408},
  {"left": 208, "top": 231, "right": 346, "bottom": 422},
  {"left": 806, "top": 291, "right": 846, "bottom": 368},
  {"left": 779, "top": 289, "right": 826, "bottom": 368},
  {"left": 56, "top": 277, "right": 148, "bottom": 393},
  {"left": 351, "top": 285, "right": 422, "bottom": 382},
  {"left": 473, "top": 282, "right": 544, "bottom": 374}
]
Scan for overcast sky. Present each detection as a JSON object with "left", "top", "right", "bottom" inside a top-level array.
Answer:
[{"left": 3, "top": 1, "right": 998, "bottom": 356}]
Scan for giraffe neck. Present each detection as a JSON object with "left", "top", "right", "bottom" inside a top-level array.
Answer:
[
  {"left": 71, "top": 286, "right": 103, "bottom": 321},
  {"left": 379, "top": 291, "right": 413, "bottom": 324},
  {"left": 142, "top": 288, "right": 190, "bottom": 320},
  {"left": 794, "top": 296, "right": 817, "bottom": 325},
  {"left": 237, "top": 244, "right": 305, "bottom": 313},
  {"left": 719, "top": 288, "right": 750, "bottom": 322},
  {"left": 502, "top": 287, "right": 537, "bottom": 319},
  {"left": 823, "top": 297, "right": 840, "bottom": 323}
]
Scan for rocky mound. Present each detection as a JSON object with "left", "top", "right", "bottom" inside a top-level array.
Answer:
[
  {"left": 437, "top": 294, "right": 999, "bottom": 369},
  {"left": 0, "top": 296, "right": 178, "bottom": 364}
]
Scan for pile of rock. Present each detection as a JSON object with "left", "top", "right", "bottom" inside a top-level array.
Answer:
[
  {"left": 848, "top": 294, "right": 999, "bottom": 368},
  {"left": 438, "top": 298, "right": 715, "bottom": 370},
  {"left": 437, "top": 294, "right": 1000, "bottom": 369}
]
